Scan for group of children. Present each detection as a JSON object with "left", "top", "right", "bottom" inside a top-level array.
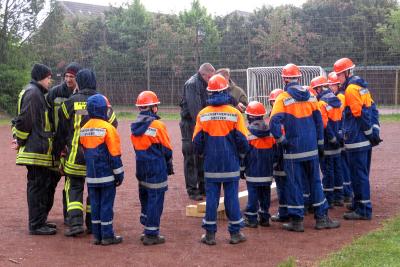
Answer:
[{"left": 79, "top": 58, "right": 379, "bottom": 246}]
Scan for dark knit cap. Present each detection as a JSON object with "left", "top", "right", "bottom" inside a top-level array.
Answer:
[
  {"left": 76, "top": 69, "right": 97, "bottom": 90},
  {"left": 65, "top": 62, "right": 82, "bottom": 76},
  {"left": 31, "top": 63, "right": 52, "bottom": 81}
]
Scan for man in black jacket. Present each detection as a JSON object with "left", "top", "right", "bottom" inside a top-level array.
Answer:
[
  {"left": 46, "top": 62, "right": 82, "bottom": 225},
  {"left": 12, "top": 63, "right": 57, "bottom": 235},
  {"left": 179, "top": 63, "right": 215, "bottom": 200}
]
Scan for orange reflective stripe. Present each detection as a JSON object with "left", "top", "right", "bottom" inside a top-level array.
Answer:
[
  {"left": 249, "top": 137, "right": 275, "bottom": 149},
  {"left": 318, "top": 101, "right": 328, "bottom": 129}
]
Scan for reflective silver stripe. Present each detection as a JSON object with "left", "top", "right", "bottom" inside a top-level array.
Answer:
[
  {"left": 364, "top": 128, "right": 373, "bottom": 135},
  {"left": 229, "top": 218, "right": 244, "bottom": 225},
  {"left": 202, "top": 219, "right": 216, "bottom": 225},
  {"left": 80, "top": 128, "right": 106, "bottom": 137},
  {"left": 273, "top": 170, "right": 286, "bottom": 176},
  {"left": 205, "top": 171, "right": 240, "bottom": 178},
  {"left": 283, "top": 150, "right": 318, "bottom": 160},
  {"left": 258, "top": 209, "right": 267, "bottom": 214},
  {"left": 318, "top": 140, "right": 324, "bottom": 145},
  {"left": 244, "top": 211, "right": 258, "bottom": 216},
  {"left": 329, "top": 137, "right": 337, "bottom": 143},
  {"left": 140, "top": 213, "right": 147, "bottom": 217},
  {"left": 92, "top": 220, "right": 101, "bottom": 224},
  {"left": 144, "top": 226, "right": 159, "bottom": 230},
  {"left": 113, "top": 167, "right": 124, "bottom": 175},
  {"left": 324, "top": 149, "right": 342, "bottom": 156},
  {"left": 373, "top": 124, "right": 380, "bottom": 130},
  {"left": 343, "top": 182, "right": 351, "bottom": 185},
  {"left": 279, "top": 204, "right": 288, "bottom": 208},
  {"left": 277, "top": 135, "right": 285, "bottom": 143},
  {"left": 345, "top": 141, "right": 370, "bottom": 149},
  {"left": 246, "top": 176, "right": 273, "bottom": 183},
  {"left": 200, "top": 112, "right": 238, "bottom": 122},
  {"left": 139, "top": 181, "right": 168, "bottom": 189},
  {"left": 86, "top": 176, "right": 115, "bottom": 184},
  {"left": 287, "top": 205, "right": 304, "bottom": 209},
  {"left": 101, "top": 220, "right": 113, "bottom": 225},
  {"left": 303, "top": 194, "right": 310, "bottom": 197},
  {"left": 359, "top": 199, "right": 371, "bottom": 204},
  {"left": 334, "top": 186, "right": 343, "bottom": 190},
  {"left": 247, "top": 135, "right": 258, "bottom": 141},
  {"left": 323, "top": 188, "right": 334, "bottom": 192},
  {"left": 313, "top": 198, "right": 327, "bottom": 207}
]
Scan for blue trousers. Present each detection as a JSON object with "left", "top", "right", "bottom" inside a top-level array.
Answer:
[
  {"left": 244, "top": 184, "right": 271, "bottom": 223},
  {"left": 203, "top": 180, "right": 244, "bottom": 233},
  {"left": 88, "top": 186, "right": 116, "bottom": 240},
  {"left": 341, "top": 150, "right": 353, "bottom": 198},
  {"left": 284, "top": 159, "right": 328, "bottom": 219},
  {"left": 139, "top": 187, "right": 165, "bottom": 236},
  {"left": 274, "top": 175, "right": 289, "bottom": 219},
  {"left": 321, "top": 156, "right": 344, "bottom": 204},
  {"left": 347, "top": 149, "right": 372, "bottom": 218}
]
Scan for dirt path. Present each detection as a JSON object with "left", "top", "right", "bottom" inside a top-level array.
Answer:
[{"left": 0, "top": 121, "right": 398, "bottom": 266}]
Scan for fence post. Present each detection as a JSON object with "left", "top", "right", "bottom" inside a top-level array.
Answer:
[{"left": 395, "top": 69, "right": 399, "bottom": 107}]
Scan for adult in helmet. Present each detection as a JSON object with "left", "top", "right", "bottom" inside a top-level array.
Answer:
[
  {"left": 193, "top": 74, "right": 249, "bottom": 245},
  {"left": 267, "top": 89, "right": 289, "bottom": 222},
  {"left": 242, "top": 101, "right": 274, "bottom": 228},
  {"left": 328, "top": 72, "right": 353, "bottom": 204},
  {"left": 333, "top": 58, "right": 381, "bottom": 220},
  {"left": 269, "top": 63, "right": 340, "bottom": 231},
  {"left": 131, "top": 90, "right": 174, "bottom": 245},
  {"left": 180, "top": 63, "right": 215, "bottom": 201},
  {"left": 311, "top": 76, "right": 344, "bottom": 208}
]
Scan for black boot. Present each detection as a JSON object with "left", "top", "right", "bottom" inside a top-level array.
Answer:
[
  {"left": 102, "top": 235, "right": 123, "bottom": 246},
  {"left": 229, "top": 232, "right": 246, "bottom": 244},
  {"left": 271, "top": 213, "right": 290, "bottom": 222},
  {"left": 143, "top": 235, "right": 165, "bottom": 246},
  {"left": 244, "top": 218, "right": 258, "bottom": 228},
  {"left": 64, "top": 225, "right": 84, "bottom": 237},
  {"left": 315, "top": 216, "right": 341, "bottom": 229},
  {"left": 343, "top": 211, "right": 371, "bottom": 220},
  {"left": 283, "top": 218, "right": 304, "bottom": 232},
  {"left": 201, "top": 231, "right": 216, "bottom": 245},
  {"left": 29, "top": 225, "right": 57, "bottom": 235}
]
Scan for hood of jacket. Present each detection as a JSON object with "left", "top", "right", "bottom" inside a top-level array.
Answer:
[
  {"left": 248, "top": 119, "right": 270, "bottom": 138},
  {"left": 206, "top": 91, "right": 232, "bottom": 106},
  {"left": 131, "top": 111, "right": 160, "bottom": 136},
  {"left": 342, "top": 75, "right": 368, "bottom": 91},
  {"left": 319, "top": 89, "right": 342, "bottom": 108},
  {"left": 87, "top": 94, "right": 108, "bottom": 120},
  {"left": 285, "top": 82, "right": 310, "bottom": 102},
  {"left": 76, "top": 69, "right": 96, "bottom": 90}
]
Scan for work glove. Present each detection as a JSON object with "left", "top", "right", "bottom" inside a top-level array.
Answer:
[
  {"left": 329, "top": 137, "right": 340, "bottom": 150},
  {"left": 114, "top": 172, "right": 124, "bottom": 187},
  {"left": 366, "top": 129, "right": 383, "bottom": 147},
  {"left": 318, "top": 145, "right": 325, "bottom": 159},
  {"left": 167, "top": 159, "right": 174, "bottom": 175}
]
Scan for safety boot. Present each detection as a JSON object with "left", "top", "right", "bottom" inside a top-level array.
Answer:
[
  {"left": 143, "top": 235, "right": 165, "bottom": 246},
  {"left": 244, "top": 218, "right": 258, "bottom": 228},
  {"left": 343, "top": 211, "right": 371, "bottom": 220},
  {"left": 333, "top": 200, "right": 344, "bottom": 207},
  {"left": 101, "top": 235, "right": 123, "bottom": 246},
  {"left": 201, "top": 231, "right": 216, "bottom": 245},
  {"left": 29, "top": 225, "right": 57, "bottom": 235},
  {"left": 271, "top": 213, "right": 290, "bottom": 223},
  {"left": 346, "top": 203, "right": 355, "bottom": 211},
  {"left": 229, "top": 232, "right": 246, "bottom": 245},
  {"left": 315, "top": 216, "right": 341, "bottom": 230},
  {"left": 328, "top": 202, "right": 335, "bottom": 209},
  {"left": 343, "top": 196, "right": 352, "bottom": 204},
  {"left": 92, "top": 239, "right": 101, "bottom": 245},
  {"left": 64, "top": 225, "right": 84, "bottom": 237},
  {"left": 45, "top": 221, "right": 57, "bottom": 229},
  {"left": 283, "top": 218, "right": 304, "bottom": 232},
  {"left": 259, "top": 218, "right": 270, "bottom": 227}
]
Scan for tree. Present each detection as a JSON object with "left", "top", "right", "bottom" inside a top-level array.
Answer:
[{"left": 377, "top": 9, "right": 400, "bottom": 56}]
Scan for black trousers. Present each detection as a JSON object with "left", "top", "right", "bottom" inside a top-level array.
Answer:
[
  {"left": 47, "top": 170, "right": 67, "bottom": 221},
  {"left": 180, "top": 119, "right": 204, "bottom": 195},
  {"left": 65, "top": 175, "right": 91, "bottom": 229},
  {"left": 26, "top": 166, "right": 53, "bottom": 231}
]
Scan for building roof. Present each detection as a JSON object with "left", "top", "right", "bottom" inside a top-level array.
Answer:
[{"left": 58, "top": 1, "right": 111, "bottom": 17}]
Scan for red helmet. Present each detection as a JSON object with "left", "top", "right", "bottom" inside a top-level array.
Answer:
[
  {"left": 245, "top": 101, "right": 266, "bottom": 116},
  {"left": 328, "top": 72, "right": 340, "bottom": 85},
  {"left": 310, "top": 76, "right": 329, "bottom": 89},
  {"left": 282, "top": 63, "right": 302, "bottom": 78},
  {"left": 207, "top": 74, "right": 229, "bottom": 92},
  {"left": 333, "top": 58, "right": 355, "bottom": 74},
  {"left": 136, "top": 90, "right": 160, "bottom": 107},
  {"left": 269, "top": 88, "right": 284, "bottom": 101}
]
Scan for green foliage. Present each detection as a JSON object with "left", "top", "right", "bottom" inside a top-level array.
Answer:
[
  {"left": 380, "top": 113, "right": 400, "bottom": 122},
  {"left": 377, "top": 9, "right": 400, "bottom": 55},
  {"left": 320, "top": 215, "right": 400, "bottom": 267},
  {"left": 278, "top": 257, "right": 297, "bottom": 267}
]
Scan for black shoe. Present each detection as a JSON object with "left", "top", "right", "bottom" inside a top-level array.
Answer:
[
  {"left": 328, "top": 202, "right": 335, "bottom": 209},
  {"left": 283, "top": 219, "right": 304, "bottom": 232},
  {"left": 333, "top": 200, "right": 344, "bottom": 207},
  {"left": 259, "top": 218, "right": 270, "bottom": 227},
  {"left": 229, "top": 232, "right": 246, "bottom": 244},
  {"left": 343, "top": 196, "right": 352, "bottom": 204},
  {"left": 86, "top": 228, "right": 92, "bottom": 235},
  {"left": 93, "top": 239, "right": 101, "bottom": 245},
  {"left": 271, "top": 214, "right": 290, "bottom": 222},
  {"left": 142, "top": 235, "right": 165, "bottom": 246},
  {"left": 201, "top": 231, "right": 216, "bottom": 246},
  {"left": 315, "top": 216, "right": 341, "bottom": 230},
  {"left": 346, "top": 203, "right": 355, "bottom": 211},
  {"left": 189, "top": 194, "right": 203, "bottom": 201},
  {"left": 46, "top": 222, "right": 57, "bottom": 229},
  {"left": 343, "top": 211, "right": 371, "bottom": 220},
  {"left": 64, "top": 225, "right": 85, "bottom": 237},
  {"left": 244, "top": 218, "right": 258, "bottom": 228},
  {"left": 101, "top": 235, "right": 123, "bottom": 246},
  {"left": 29, "top": 225, "right": 57, "bottom": 235}
]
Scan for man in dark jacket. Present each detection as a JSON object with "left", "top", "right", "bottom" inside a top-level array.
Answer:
[
  {"left": 215, "top": 68, "right": 248, "bottom": 112},
  {"left": 12, "top": 63, "right": 57, "bottom": 235},
  {"left": 179, "top": 63, "right": 215, "bottom": 201},
  {"left": 54, "top": 69, "right": 117, "bottom": 236},
  {"left": 46, "top": 62, "right": 82, "bottom": 225}
]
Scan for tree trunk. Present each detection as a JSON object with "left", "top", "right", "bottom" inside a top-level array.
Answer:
[{"left": 0, "top": 0, "right": 10, "bottom": 64}]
